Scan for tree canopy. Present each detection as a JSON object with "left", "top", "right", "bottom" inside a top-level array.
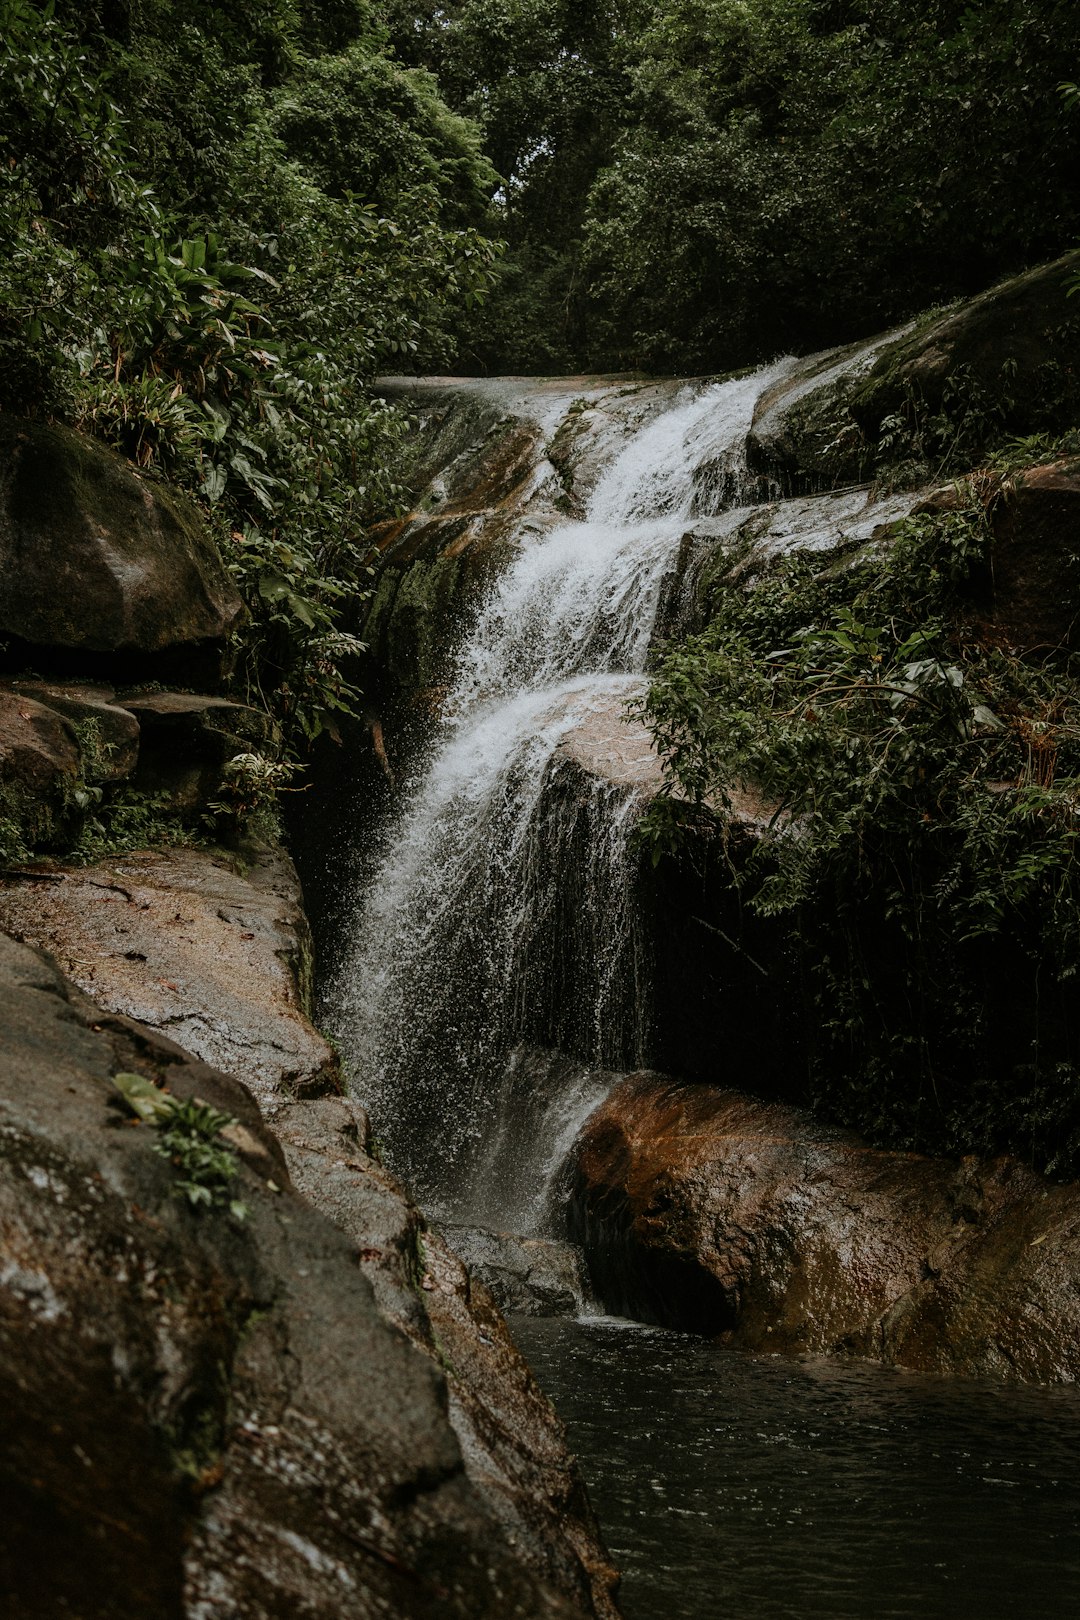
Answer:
[{"left": 406, "top": 0, "right": 1080, "bottom": 372}]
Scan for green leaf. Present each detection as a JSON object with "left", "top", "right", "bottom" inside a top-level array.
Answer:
[{"left": 111, "top": 1072, "right": 176, "bottom": 1122}]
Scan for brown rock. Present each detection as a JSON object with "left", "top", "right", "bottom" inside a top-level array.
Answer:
[
  {"left": 0, "top": 845, "right": 622, "bottom": 1611},
  {"left": 276, "top": 1101, "right": 620, "bottom": 1620},
  {"left": 6, "top": 680, "right": 140, "bottom": 781},
  {"left": 0, "top": 841, "right": 339, "bottom": 1108},
  {"left": 569, "top": 1073, "right": 1080, "bottom": 1383},
  {"left": 0, "top": 932, "right": 596, "bottom": 1620},
  {"left": 0, "top": 417, "right": 243, "bottom": 669},
  {"left": 119, "top": 690, "right": 277, "bottom": 809},
  {"left": 0, "top": 691, "right": 80, "bottom": 850}
]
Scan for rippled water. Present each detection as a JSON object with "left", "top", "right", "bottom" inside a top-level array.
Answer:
[{"left": 514, "top": 1316, "right": 1080, "bottom": 1620}]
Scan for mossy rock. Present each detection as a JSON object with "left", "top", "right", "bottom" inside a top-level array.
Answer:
[
  {"left": 0, "top": 418, "right": 244, "bottom": 671},
  {"left": 851, "top": 252, "right": 1080, "bottom": 435},
  {"left": 748, "top": 251, "right": 1080, "bottom": 491}
]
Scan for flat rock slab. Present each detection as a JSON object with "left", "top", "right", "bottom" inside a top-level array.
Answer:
[
  {"left": 0, "top": 932, "right": 595, "bottom": 1620},
  {"left": 0, "top": 842, "right": 338, "bottom": 1107},
  {"left": 569, "top": 1072, "right": 1080, "bottom": 1384}
]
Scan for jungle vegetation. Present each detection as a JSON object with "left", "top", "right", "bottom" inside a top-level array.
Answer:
[{"left": 3, "top": 0, "right": 1080, "bottom": 1164}]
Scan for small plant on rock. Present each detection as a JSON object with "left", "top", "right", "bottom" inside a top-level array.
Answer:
[{"left": 112, "top": 1072, "right": 247, "bottom": 1220}]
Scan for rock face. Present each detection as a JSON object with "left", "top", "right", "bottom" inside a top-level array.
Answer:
[
  {"left": 0, "top": 690, "right": 81, "bottom": 850},
  {"left": 0, "top": 846, "right": 620, "bottom": 1618},
  {"left": 568, "top": 1073, "right": 1080, "bottom": 1384},
  {"left": 747, "top": 251, "right": 1080, "bottom": 488},
  {"left": 0, "top": 932, "right": 611, "bottom": 1619},
  {"left": 849, "top": 252, "right": 1080, "bottom": 446},
  {"left": 0, "top": 842, "right": 339, "bottom": 1110},
  {"left": 0, "top": 417, "right": 243, "bottom": 674},
  {"left": 278, "top": 1114, "right": 618, "bottom": 1616},
  {"left": 0, "top": 678, "right": 279, "bottom": 860}
]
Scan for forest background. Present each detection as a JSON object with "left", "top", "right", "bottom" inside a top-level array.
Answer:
[
  {"left": 3, "top": 0, "right": 1078, "bottom": 743},
  {"left": 4, "top": 0, "right": 1080, "bottom": 1170}
]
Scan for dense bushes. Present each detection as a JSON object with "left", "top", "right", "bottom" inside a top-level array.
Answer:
[
  {"left": 0, "top": 0, "right": 500, "bottom": 741},
  {"left": 638, "top": 459, "right": 1080, "bottom": 1174}
]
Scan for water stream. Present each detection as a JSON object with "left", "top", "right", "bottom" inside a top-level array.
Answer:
[
  {"left": 330, "top": 365, "right": 790, "bottom": 1218},
  {"left": 326, "top": 363, "right": 1080, "bottom": 1620}
]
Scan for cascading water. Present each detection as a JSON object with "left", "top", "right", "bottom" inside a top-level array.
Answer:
[{"left": 329, "top": 365, "right": 791, "bottom": 1222}]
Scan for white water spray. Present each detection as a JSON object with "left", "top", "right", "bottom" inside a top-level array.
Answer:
[{"left": 329, "top": 365, "right": 791, "bottom": 1220}]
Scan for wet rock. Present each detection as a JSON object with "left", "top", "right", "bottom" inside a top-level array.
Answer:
[
  {"left": 363, "top": 422, "right": 565, "bottom": 705},
  {"left": 364, "top": 376, "right": 691, "bottom": 715},
  {"left": 273, "top": 1101, "right": 621, "bottom": 1620},
  {"left": 446, "top": 1227, "right": 591, "bottom": 1318},
  {"left": 0, "top": 841, "right": 339, "bottom": 1109},
  {"left": 747, "top": 335, "right": 897, "bottom": 489},
  {"left": 0, "top": 846, "right": 620, "bottom": 1611},
  {"left": 568, "top": 1073, "right": 1080, "bottom": 1384},
  {"left": 0, "top": 418, "right": 243, "bottom": 678},
  {"left": 6, "top": 680, "right": 140, "bottom": 782},
  {"left": 747, "top": 252, "right": 1080, "bottom": 489},
  {"left": 849, "top": 252, "right": 1080, "bottom": 445},
  {"left": 0, "top": 932, "right": 597, "bottom": 1620},
  {"left": 120, "top": 690, "right": 277, "bottom": 810},
  {"left": 0, "top": 691, "right": 80, "bottom": 850}
]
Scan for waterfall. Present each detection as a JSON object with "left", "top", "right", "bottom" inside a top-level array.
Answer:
[{"left": 329, "top": 365, "right": 790, "bottom": 1221}]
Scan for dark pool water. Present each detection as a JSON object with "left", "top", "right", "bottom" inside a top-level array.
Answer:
[{"left": 512, "top": 1315, "right": 1080, "bottom": 1620}]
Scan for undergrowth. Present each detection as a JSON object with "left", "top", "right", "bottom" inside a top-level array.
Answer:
[{"left": 638, "top": 471, "right": 1080, "bottom": 1174}]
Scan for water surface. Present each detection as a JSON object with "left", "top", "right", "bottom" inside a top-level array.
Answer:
[{"left": 514, "top": 1316, "right": 1080, "bottom": 1620}]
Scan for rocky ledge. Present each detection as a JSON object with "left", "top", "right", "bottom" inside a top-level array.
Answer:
[
  {"left": 0, "top": 931, "right": 621, "bottom": 1618},
  {"left": 0, "top": 844, "right": 619, "bottom": 1619},
  {"left": 568, "top": 1072, "right": 1080, "bottom": 1385}
]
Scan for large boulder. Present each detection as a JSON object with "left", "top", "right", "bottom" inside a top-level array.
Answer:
[
  {"left": 568, "top": 1072, "right": 1080, "bottom": 1384},
  {"left": 0, "top": 844, "right": 621, "bottom": 1616},
  {"left": 276, "top": 1105, "right": 619, "bottom": 1617},
  {"left": 849, "top": 252, "right": 1080, "bottom": 446},
  {"left": 0, "top": 418, "right": 243, "bottom": 674},
  {"left": 747, "top": 252, "right": 1080, "bottom": 489},
  {"left": 0, "top": 932, "right": 607, "bottom": 1619}
]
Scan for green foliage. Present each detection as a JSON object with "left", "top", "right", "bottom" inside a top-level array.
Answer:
[
  {"left": 580, "top": 0, "right": 1080, "bottom": 371},
  {"left": 205, "top": 751, "right": 301, "bottom": 839},
  {"left": 68, "top": 787, "right": 196, "bottom": 864},
  {"left": 0, "top": 815, "right": 31, "bottom": 867},
  {"left": 112, "top": 1072, "right": 247, "bottom": 1219},
  {"left": 0, "top": 0, "right": 502, "bottom": 744},
  {"left": 638, "top": 474, "right": 1080, "bottom": 1173},
  {"left": 415, "top": 0, "right": 1080, "bottom": 372}
]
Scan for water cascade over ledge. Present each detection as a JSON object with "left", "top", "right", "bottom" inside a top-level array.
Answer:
[{"left": 329, "top": 365, "right": 795, "bottom": 1220}]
